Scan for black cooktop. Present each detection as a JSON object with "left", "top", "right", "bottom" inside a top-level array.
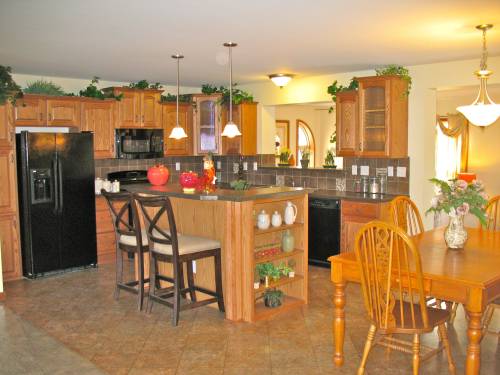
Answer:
[{"left": 107, "top": 170, "right": 148, "bottom": 184}]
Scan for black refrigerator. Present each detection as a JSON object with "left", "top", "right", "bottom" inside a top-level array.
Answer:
[{"left": 16, "top": 131, "right": 97, "bottom": 278}]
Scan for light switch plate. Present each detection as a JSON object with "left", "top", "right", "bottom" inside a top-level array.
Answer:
[
  {"left": 175, "top": 162, "right": 180, "bottom": 171},
  {"left": 387, "top": 166, "right": 394, "bottom": 177},
  {"left": 243, "top": 162, "right": 248, "bottom": 171},
  {"left": 253, "top": 161, "right": 258, "bottom": 171},
  {"left": 233, "top": 163, "right": 239, "bottom": 173},
  {"left": 216, "top": 161, "right": 222, "bottom": 169},
  {"left": 276, "top": 175, "right": 285, "bottom": 186},
  {"left": 352, "top": 165, "right": 358, "bottom": 175},
  {"left": 360, "top": 166, "right": 370, "bottom": 176},
  {"left": 397, "top": 166, "right": 407, "bottom": 178}
]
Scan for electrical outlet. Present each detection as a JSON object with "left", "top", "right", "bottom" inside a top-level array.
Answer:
[
  {"left": 352, "top": 165, "right": 358, "bottom": 175},
  {"left": 233, "top": 163, "right": 239, "bottom": 173},
  {"left": 387, "top": 166, "right": 394, "bottom": 177},
  {"left": 253, "top": 161, "right": 258, "bottom": 171},
  {"left": 175, "top": 162, "right": 180, "bottom": 171},
  {"left": 243, "top": 162, "right": 248, "bottom": 171},
  {"left": 276, "top": 175, "right": 285, "bottom": 186},
  {"left": 216, "top": 161, "right": 221, "bottom": 169},
  {"left": 397, "top": 167, "right": 407, "bottom": 178},
  {"left": 360, "top": 166, "right": 370, "bottom": 176}
]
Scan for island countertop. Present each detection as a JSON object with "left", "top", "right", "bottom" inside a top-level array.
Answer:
[{"left": 124, "top": 183, "right": 307, "bottom": 202}]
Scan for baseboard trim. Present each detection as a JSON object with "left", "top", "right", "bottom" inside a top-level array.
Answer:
[{"left": 0, "top": 292, "right": 5, "bottom": 301}]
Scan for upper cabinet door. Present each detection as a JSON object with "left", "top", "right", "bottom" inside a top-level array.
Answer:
[
  {"left": 116, "top": 91, "right": 141, "bottom": 128},
  {"left": 0, "top": 105, "right": 14, "bottom": 148},
  {"left": 81, "top": 101, "right": 115, "bottom": 159},
  {"left": 194, "top": 95, "right": 221, "bottom": 154},
  {"left": 141, "top": 92, "right": 161, "bottom": 128},
  {"left": 12, "top": 96, "right": 46, "bottom": 126},
  {"left": 162, "top": 103, "right": 192, "bottom": 155},
  {"left": 47, "top": 98, "right": 81, "bottom": 127},
  {"left": 336, "top": 91, "right": 358, "bottom": 156}
]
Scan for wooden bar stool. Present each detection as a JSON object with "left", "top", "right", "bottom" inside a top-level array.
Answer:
[
  {"left": 134, "top": 194, "right": 224, "bottom": 326},
  {"left": 101, "top": 190, "right": 149, "bottom": 311}
]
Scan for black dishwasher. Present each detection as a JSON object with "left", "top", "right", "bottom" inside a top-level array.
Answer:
[{"left": 308, "top": 198, "right": 341, "bottom": 267}]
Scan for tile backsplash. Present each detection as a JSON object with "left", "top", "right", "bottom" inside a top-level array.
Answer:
[{"left": 95, "top": 154, "right": 409, "bottom": 195}]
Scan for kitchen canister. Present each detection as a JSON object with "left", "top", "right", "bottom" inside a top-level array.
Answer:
[
  {"left": 257, "top": 210, "right": 271, "bottom": 230},
  {"left": 102, "top": 179, "right": 112, "bottom": 193},
  {"left": 282, "top": 229, "right": 295, "bottom": 252},
  {"left": 271, "top": 211, "right": 282, "bottom": 227},
  {"left": 95, "top": 178, "right": 103, "bottom": 195},
  {"left": 111, "top": 180, "right": 120, "bottom": 193},
  {"left": 284, "top": 201, "right": 298, "bottom": 225}
]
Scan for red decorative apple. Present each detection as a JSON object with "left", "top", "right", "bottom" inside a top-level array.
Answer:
[
  {"left": 147, "top": 164, "right": 170, "bottom": 186},
  {"left": 179, "top": 171, "right": 199, "bottom": 192}
]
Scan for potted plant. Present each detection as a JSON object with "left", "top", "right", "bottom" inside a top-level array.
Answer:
[
  {"left": 0, "top": 65, "right": 23, "bottom": 105},
  {"left": 300, "top": 147, "right": 310, "bottom": 169},
  {"left": 23, "top": 79, "right": 67, "bottom": 96},
  {"left": 256, "top": 262, "right": 276, "bottom": 288},
  {"left": 323, "top": 150, "right": 337, "bottom": 169},
  {"left": 263, "top": 288, "right": 284, "bottom": 308},
  {"left": 277, "top": 261, "right": 293, "bottom": 278},
  {"left": 375, "top": 65, "right": 412, "bottom": 96},
  {"left": 279, "top": 148, "right": 291, "bottom": 166},
  {"left": 426, "top": 178, "right": 488, "bottom": 249}
]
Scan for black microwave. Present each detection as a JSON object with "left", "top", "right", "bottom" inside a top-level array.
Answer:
[{"left": 115, "top": 129, "right": 163, "bottom": 159}]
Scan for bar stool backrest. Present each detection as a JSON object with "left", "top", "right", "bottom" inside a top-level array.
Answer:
[{"left": 134, "top": 194, "right": 180, "bottom": 261}]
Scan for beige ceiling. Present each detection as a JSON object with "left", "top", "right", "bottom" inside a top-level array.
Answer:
[{"left": 1, "top": 0, "right": 499, "bottom": 86}]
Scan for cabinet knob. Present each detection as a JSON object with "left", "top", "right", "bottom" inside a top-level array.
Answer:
[{"left": 359, "top": 142, "right": 362, "bottom": 151}]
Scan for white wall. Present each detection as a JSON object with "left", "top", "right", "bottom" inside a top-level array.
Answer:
[{"left": 240, "top": 56, "right": 500, "bottom": 229}]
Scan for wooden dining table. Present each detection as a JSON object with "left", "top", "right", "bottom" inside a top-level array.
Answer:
[{"left": 328, "top": 227, "right": 500, "bottom": 375}]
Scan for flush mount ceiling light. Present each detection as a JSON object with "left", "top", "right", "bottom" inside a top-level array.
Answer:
[
  {"left": 269, "top": 73, "right": 294, "bottom": 88},
  {"left": 168, "top": 54, "right": 188, "bottom": 139},
  {"left": 221, "top": 42, "right": 242, "bottom": 138},
  {"left": 457, "top": 24, "right": 500, "bottom": 127}
]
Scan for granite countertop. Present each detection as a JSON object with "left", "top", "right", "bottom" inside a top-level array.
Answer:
[
  {"left": 309, "top": 190, "right": 399, "bottom": 202},
  {"left": 124, "top": 183, "right": 307, "bottom": 202}
]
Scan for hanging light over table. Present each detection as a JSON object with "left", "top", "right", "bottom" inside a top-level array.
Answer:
[
  {"left": 457, "top": 24, "right": 500, "bottom": 127},
  {"left": 168, "top": 54, "right": 188, "bottom": 139},
  {"left": 221, "top": 42, "right": 242, "bottom": 138}
]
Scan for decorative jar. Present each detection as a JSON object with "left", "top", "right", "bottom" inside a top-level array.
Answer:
[
  {"left": 147, "top": 164, "right": 170, "bottom": 186},
  {"left": 179, "top": 171, "right": 199, "bottom": 192},
  {"left": 282, "top": 229, "right": 295, "bottom": 253},
  {"left": 445, "top": 215, "right": 468, "bottom": 249}
]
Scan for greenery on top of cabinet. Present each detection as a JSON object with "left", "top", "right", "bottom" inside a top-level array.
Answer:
[
  {"left": 161, "top": 93, "right": 193, "bottom": 103},
  {"left": 80, "top": 77, "right": 123, "bottom": 100},
  {"left": 0, "top": 65, "right": 23, "bottom": 104},
  {"left": 327, "top": 78, "right": 358, "bottom": 113},
  {"left": 128, "top": 80, "right": 163, "bottom": 90},
  {"left": 24, "top": 79, "right": 67, "bottom": 96},
  {"left": 375, "top": 64, "right": 412, "bottom": 96},
  {"left": 201, "top": 83, "right": 254, "bottom": 106}
]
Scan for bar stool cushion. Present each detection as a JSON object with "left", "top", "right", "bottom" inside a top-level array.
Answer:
[
  {"left": 119, "top": 230, "right": 149, "bottom": 247},
  {"left": 153, "top": 234, "right": 220, "bottom": 256}
]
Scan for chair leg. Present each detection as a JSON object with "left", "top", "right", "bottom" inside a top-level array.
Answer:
[
  {"left": 214, "top": 250, "right": 225, "bottom": 313},
  {"left": 449, "top": 303, "right": 459, "bottom": 324},
  {"left": 357, "top": 324, "right": 376, "bottom": 375},
  {"left": 178, "top": 262, "right": 187, "bottom": 299},
  {"left": 438, "top": 323, "right": 456, "bottom": 374},
  {"left": 186, "top": 260, "right": 197, "bottom": 302},
  {"left": 481, "top": 305, "right": 495, "bottom": 339},
  {"left": 138, "top": 251, "right": 145, "bottom": 311},
  {"left": 172, "top": 262, "right": 181, "bottom": 326},
  {"left": 147, "top": 253, "right": 157, "bottom": 314},
  {"left": 114, "top": 248, "right": 123, "bottom": 300},
  {"left": 412, "top": 334, "right": 420, "bottom": 375}
]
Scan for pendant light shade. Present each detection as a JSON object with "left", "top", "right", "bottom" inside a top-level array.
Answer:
[
  {"left": 221, "top": 42, "right": 241, "bottom": 138},
  {"left": 456, "top": 24, "right": 500, "bottom": 127},
  {"left": 169, "top": 54, "right": 188, "bottom": 139},
  {"left": 269, "top": 73, "right": 294, "bottom": 88}
]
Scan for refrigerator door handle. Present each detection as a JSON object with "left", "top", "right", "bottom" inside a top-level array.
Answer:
[
  {"left": 52, "top": 156, "right": 59, "bottom": 213},
  {"left": 57, "top": 157, "right": 64, "bottom": 214}
]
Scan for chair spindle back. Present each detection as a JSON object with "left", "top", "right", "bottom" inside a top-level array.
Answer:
[
  {"left": 483, "top": 195, "right": 500, "bottom": 231},
  {"left": 389, "top": 196, "right": 424, "bottom": 237}
]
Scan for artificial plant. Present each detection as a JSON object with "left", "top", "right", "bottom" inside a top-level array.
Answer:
[
  {"left": 0, "top": 65, "right": 23, "bottom": 104},
  {"left": 79, "top": 77, "right": 123, "bottom": 100},
  {"left": 375, "top": 64, "right": 412, "bottom": 95},
  {"left": 327, "top": 78, "right": 358, "bottom": 113},
  {"left": 323, "top": 150, "right": 336, "bottom": 168},
  {"left": 24, "top": 79, "right": 67, "bottom": 96},
  {"left": 201, "top": 83, "right": 253, "bottom": 105},
  {"left": 128, "top": 80, "right": 163, "bottom": 90},
  {"left": 160, "top": 93, "right": 192, "bottom": 103}
]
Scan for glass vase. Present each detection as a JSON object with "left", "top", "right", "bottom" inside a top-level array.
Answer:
[{"left": 444, "top": 215, "right": 468, "bottom": 249}]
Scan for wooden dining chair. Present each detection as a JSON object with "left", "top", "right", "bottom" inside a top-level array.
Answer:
[
  {"left": 389, "top": 196, "right": 424, "bottom": 236},
  {"left": 479, "top": 195, "right": 500, "bottom": 338},
  {"left": 354, "top": 221, "right": 455, "bottom": 375}
]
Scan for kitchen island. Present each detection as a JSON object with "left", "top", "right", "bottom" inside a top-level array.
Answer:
[{"left": 125, "top": 183, "right": 309, "bottom": 322}]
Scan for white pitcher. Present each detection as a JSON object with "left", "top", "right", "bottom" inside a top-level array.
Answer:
[{"left": 284, "top": 201, "right": 297, "bottom": 225}]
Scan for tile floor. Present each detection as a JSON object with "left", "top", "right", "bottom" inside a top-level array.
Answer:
[{"left": 2, "top": 263, "right": 500, "bottom": 374}]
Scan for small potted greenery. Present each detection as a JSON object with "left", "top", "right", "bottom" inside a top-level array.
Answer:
[
  {"left": 263, "top": 288, "right": 284, "bottom": 308},
  {"left": 277, "top": 261, "right": 293, "bottom": 278},
  {"left": 24, "top": 79, "right": 67, "bottom": 96},
  {"left": 323, "top": 150, "right": 337, "bottom": 169},
  {"left": 300, "top": 147, "right": 310, "bottom": 169},
  {"left": 278, "top": 148, "right": 291, "bottom": 166},
  {"left": 0, "top": 65, "right": 23, "bottom": 105},
  {"left": 287, "top": 259, "right": 296, "bottom": 278}
]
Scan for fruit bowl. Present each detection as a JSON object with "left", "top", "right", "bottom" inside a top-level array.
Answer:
[{"left": 147, "top": 165, "right": 170, "bottom": 186}]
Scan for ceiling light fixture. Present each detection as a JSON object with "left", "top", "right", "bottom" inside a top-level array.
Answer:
[
  {"left": 269, "top": 73, "right": 294, "bottom": 88},
  {"left": 168, "top": 54, "right": 188, "bottom": 139},
  {"left": 457, "top": 24, "right": 500, "bottom": 127},
  {"left": 221, "top": 42, "right": 241, "bottom": 138}
]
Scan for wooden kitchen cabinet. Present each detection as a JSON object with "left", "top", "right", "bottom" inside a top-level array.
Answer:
[
  {"left": 12, "top": 95, "right": 46, "bottom": 126},
  {"left": 12, "top": 95, "right": 81, "bottom": 128},
  {"left": 81, "top": 99, "right": 116, "bottom": 159},
  {"left": 95, "top": 196, "right": 116, "bottom": 265},
  {"left": 0, "top": 104, "right": 14, "bottom": 148},
  {"left": 340, "top": 200, "right": 391, "bottom": 253},
  {"left": 0, "top": 213, "right": 21, "bottom": 282},
  {"left": 105, "top": 88, "right": 162, "bottom": 129},
  {"left": 336, "top": 91, "right": 358, "bottom": 156},
  {"left": 46, "top": 98, "right": 81, "bottom": 127},
  {"left": 0, "top": 149, "right": 18, "bottom": 213},
  {"left": 221, "top": 102, "right": 258, "bottom": 155},
  {"left": 336, "top": 75, "right": 408, "bottom": 158},
  {"left": 161, "top": 102, "right": 193, "bottom": 155},
  {"left": 192, "top": 94, "right": 222, "bottom": 154}
]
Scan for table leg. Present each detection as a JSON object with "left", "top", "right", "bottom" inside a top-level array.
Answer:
[
  {"left": 333, "top": 282, "right": 346, "bottom": 366},
  {"left": 465, "top": 310, "right": 483, "bottom": 375}
]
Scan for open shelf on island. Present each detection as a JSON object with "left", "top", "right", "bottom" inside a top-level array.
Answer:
[
  {"left": 254, "top": 295, "right": 305, "bottom": 321},
  {"left": 254, "top": 222, "right": 303, "bottom": 235},
  {"left": 254, "top": 274, "right": 304, "bottom": 294},
  {"left": 254, "top": 249, "right": 303, "bottom": 264}
]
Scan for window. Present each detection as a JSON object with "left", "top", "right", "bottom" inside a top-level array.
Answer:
[
  {"left": 435, "top": 116, "right": 466, "bottom": 180},
  {"left": 296, "top": 120, "right": 315, "bottom": 167}
]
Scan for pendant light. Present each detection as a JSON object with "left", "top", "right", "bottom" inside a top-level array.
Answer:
[
  {"left": 168, "top": 54, "right": 188, "bottom": 139},
  {"left": 457, "top": 24, "right": 500, "bottom": 127},
  {"left": 221, "top": 42, "right": 242, "bottom": 138},
  {"left": 269, "top": 73, "right": 294, "bottom": 88}
]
